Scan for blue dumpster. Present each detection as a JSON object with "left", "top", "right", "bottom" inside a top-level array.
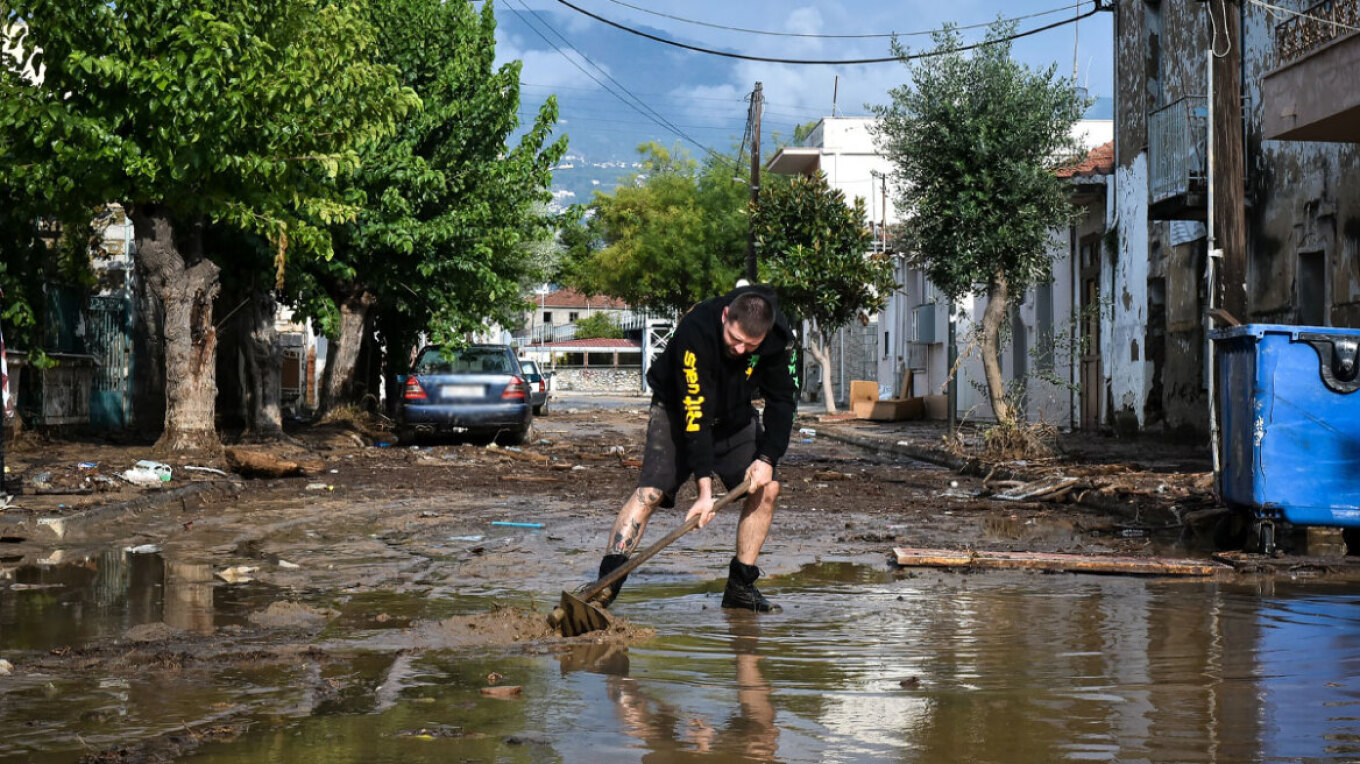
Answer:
[{"left": 1211, "top": 324, "right": 1360, "bottom": 529}]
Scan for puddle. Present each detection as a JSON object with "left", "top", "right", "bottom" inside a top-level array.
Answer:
[
  {"left": 4, "top": 559, "right": 1360, "bottom": 763},
  {"left": 0, "top": 549, "right": 290, "bottom": 653}
]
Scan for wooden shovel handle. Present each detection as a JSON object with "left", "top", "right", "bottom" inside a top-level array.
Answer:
[{"left": 577, "top": 478, "right": 754, "bottom": 603}]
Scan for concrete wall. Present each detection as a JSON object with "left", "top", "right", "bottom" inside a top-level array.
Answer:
[
  {"left": 1111, "top": 1, "right": 1360, "bottom": 437},
  {"left": 550, "top": 367, "right": 642, "bottom": 393},
  {"left": 1243, "top": 6, "right": 1360, "bottom": 329}
]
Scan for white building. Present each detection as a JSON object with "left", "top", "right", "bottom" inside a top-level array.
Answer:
[{"left": 769, "top": 117, "right": 1114, "bottom": 425}]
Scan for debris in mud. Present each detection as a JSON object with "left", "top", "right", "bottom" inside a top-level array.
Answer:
[
  {"left": 991, "top": 476, "right": 1079, "bottom": 502},
  {"left": 77, "top": 719, "right": 250, "bottom": 764},
  {"left": 248, "top": 601, "right": 338, "bottom": 629},
  {"left": 225, "top": 447, "right": 324, "bottom": 479},
  {"left": 395, "top": 726, "right": 477, "bottom": 739},
  {"left": 480, "top": 685, "right": 523, "bottom": 698},
  {"left": 124, "top": 622, "right": 181, "bottom": 642},
  {"left": 505, "top": 732, "right": 553, "bottom": 746},
  {"left": 893, "top": 547, "right": 1232, "bottom": 577},
  {"left": 0, "top": 658, "right": 12, "bottom": 675},
  {"left": 486, "top": 671, "right": 504, "bottom": 684},
  {"left": 216, "top": 565, "right": 257, "bottom": 583}
]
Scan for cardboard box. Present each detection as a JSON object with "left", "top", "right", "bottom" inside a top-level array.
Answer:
[
  {"left": 849, "top": 380, "right": 879, "bottom": 419},
  {"left": 869, "top": 398, "right": 925, "bottom": 421}
]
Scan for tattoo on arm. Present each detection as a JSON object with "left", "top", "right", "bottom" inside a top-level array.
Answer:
[{"left": 611, "top": 520, "right": 643, "bottom": 555}]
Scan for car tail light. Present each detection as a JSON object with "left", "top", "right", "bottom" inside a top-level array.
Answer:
[
  {"left": 403, "top": 377, "right": 428, "bottom": 401},
  {"left": 502, "top": 376, "right": 528, "bottom": 400},
  {"left": 538, "top": 379, "right": 546, "bottom": 393}
]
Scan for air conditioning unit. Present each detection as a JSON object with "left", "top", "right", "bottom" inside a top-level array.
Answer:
[{"left": 913, "top": 303, "right": 937, "bottom": 344}]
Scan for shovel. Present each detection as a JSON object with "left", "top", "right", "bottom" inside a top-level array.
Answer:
[{"left": 549, "top": 478, "right": 753, "bottom": 637}]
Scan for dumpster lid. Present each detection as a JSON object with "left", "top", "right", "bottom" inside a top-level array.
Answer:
[{"left": 1210, "top": 323, "right": 1360, "bottom": 342}]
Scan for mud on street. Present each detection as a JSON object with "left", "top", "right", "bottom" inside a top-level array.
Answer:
[{"left": 2, "top": 403, "right": 1357, "bottom": 763}]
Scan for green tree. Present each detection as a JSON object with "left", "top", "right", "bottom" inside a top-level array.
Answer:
[
  {"left": 752, "top": 172, "right": 897, "bottom": 413},
  {"left": 872, "top": 23, "right": 1086, "bottom": 426},
  {"left": 0, "top": 2, "right": 417, "bottom": 451},
  {"left": 562, "top": 143, "right": 746, "bottom": 316},
  {"left": 572, "top": 312, "right": 623, "bottom": 340},
  {"left": 305, "top": 0, "right": 564, "bottom": 415}
]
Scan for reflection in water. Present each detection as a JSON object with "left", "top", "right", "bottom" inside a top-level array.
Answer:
[
  {"left": 163, "top": 560, "right": 215, "bottom": 635},
  {"left": 569, "top": 612, "right": 779, "bottom": 762},
  {"left": 0, "top": 550, "right": 219, "bottom": 651},
  {"left": 4, "top": 557, "right": 1360, "bottom": 763}
]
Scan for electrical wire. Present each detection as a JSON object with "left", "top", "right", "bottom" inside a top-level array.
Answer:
[
  {"left": 1207, "top": 0, "right": 1233, "bottom": 58},
  {"left": 1247, "top": 0, "right": 1360, "bottom": 33},
  {"left": 552, "top": 0, "right": 1104, "bottom": 65},
  {"left": 596, "top": 0, "right": 1089, "bottom": 40},
  {"left": 502, "top": 0, "right": 733, "bottom": 166}
]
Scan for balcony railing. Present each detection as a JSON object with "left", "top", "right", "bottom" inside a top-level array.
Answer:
[
  {"left": 1276, "top": 0, "right": 1360, "bottom": 67},
  {"left": 1148, "top": 96, "right": 1208, "bottom": 210}
]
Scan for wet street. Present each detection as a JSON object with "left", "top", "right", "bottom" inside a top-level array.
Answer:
[{"left": 2, "top": 401, "right": 1359, "bottom": 762}]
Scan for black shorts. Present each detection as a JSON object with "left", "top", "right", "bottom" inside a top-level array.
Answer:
[{"left": 638, "top": 402, "right": 772, "bottom": 508}]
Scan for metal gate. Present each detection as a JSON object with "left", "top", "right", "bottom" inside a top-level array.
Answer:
[{"left": 86, "top": 294, "right": 132, "bottom": 429}]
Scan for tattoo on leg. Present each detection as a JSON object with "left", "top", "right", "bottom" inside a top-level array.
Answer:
[
  {"left": 611, "top": 520, "right": 642, "bottom": 554},
  {"left": 639, "top": 487, "right": 662, "bottom": 506}
]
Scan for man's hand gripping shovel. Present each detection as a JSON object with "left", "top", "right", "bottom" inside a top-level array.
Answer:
[{"left": 548, "top": 478, "right": 753, "bottom": 637}]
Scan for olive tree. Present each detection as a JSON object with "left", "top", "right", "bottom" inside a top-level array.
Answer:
[
  {"left": 0, "top": 2, "right": 417, "bottom": 451},
  {"left": 752, "top": 172, "right": 898, "bottom": 414},
  {"left": 872, "top": 23, "right": 1085, "bottom": 426}
]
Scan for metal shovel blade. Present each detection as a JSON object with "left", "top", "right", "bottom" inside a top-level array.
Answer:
[{"left": 555, "top": 590, "right": 613, "bottom": 637}]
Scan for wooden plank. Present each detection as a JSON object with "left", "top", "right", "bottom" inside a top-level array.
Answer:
[
  {"left": 893, "top": 547, "right": 1232, "bottom": 577},
  {"left": 992, "top": 476, "right": 1080, "bottom": 502}
]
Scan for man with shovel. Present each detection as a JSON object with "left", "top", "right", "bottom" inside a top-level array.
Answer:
[{"left": 594, "top": 284, "right": 798, "bottom": 613}]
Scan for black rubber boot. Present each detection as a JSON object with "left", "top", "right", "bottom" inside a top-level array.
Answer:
[
  {"left": 721, "top": 557, "right": 782, "bottom": 613},
  {"left": 590, "top": 553, "right": 630, "bottom": 607}
]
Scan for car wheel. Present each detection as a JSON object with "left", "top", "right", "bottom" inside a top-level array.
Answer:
[
  {"left": 534, "top": 399, "right": 549, "bottom": 417},
  {"left": 397, "top": 427, "right": 417, "bottom": 446},
  {"left": 498, "top": 427, "right": 529, "bottom": 447}
]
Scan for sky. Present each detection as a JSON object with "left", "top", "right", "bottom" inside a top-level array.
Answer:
[{"left": 490, "top": 0, "right": 1114, "bottom": 195}]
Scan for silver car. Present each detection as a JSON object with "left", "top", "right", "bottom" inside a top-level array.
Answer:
[{"left": 518, "top": 359, "right": 552, "bottom": 416}]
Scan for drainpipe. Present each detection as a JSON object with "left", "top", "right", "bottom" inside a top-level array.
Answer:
[
  {"left": 1206, "top": 49, "right": 1223, "bottom": 482},
  {"left": 947, "top": 300, "right": 957, "bottom": 433},
  {"left": 1070, "top": 222, "right": 1078, "bottom": 431}
]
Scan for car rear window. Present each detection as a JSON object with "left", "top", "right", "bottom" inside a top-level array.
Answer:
[{"left": 413, "top": 348, "right": 514, "bottom": 374}]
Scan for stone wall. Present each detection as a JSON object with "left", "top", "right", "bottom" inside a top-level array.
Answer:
[{"left": 550, "top": 366, "right": 643, "bottom": 393}]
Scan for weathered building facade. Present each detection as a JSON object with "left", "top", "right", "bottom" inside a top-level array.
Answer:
[{"left": 1111, "top": 0, "right": 1360, "bottom": 437}]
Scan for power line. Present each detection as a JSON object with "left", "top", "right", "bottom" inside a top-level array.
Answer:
[
  {"left": 552, "top": 0, "right": 1104, "bottom": 65},
  {"left": 1248, "top": 0, "right": 1360, "bottom": 32},
  {"left": 596, "top": 0, "right": 1089, "bottom": 40},
  {"left": 502, "top": 0, "right": 730, "bottom": 164}
]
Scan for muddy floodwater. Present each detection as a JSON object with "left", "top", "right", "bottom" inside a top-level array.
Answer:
[{"left": 3, "top": 551, "right": 1358, "bottom": 763}]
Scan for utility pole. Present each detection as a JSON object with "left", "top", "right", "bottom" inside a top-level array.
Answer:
[
  {"left": 1210, "top": 0, "right": 1248, "bottom": 320},
  {"left": 746, "top": 82, "right": 763, "bottom": 283}
]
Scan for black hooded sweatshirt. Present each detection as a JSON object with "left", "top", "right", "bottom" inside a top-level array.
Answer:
[{"left": 647, "top": 285, "right": 798, "bottom": 481}]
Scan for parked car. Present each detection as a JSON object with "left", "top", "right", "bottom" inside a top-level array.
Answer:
[
  {"left": 398, "top": 345, "right": 532, "bottom": 445},
  {"left": 518, "top": 359, "right": 551, "bottom": 416}
]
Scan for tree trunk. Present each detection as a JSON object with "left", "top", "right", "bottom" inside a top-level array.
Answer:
[
  {"left": 808, "top": 324, "right": 837, "bottom": 415},
  {"left": 319, "top": 287, "right": 376, "bottom": 415},
  {"left": 981, "top": 274, "right": 1013, "bottom": 426},
  {"left": 130, "top": 205, "right": 222, "bottom": 454},
  {"left": 239, "top": 288, "right": 285, "bottom": 440}
]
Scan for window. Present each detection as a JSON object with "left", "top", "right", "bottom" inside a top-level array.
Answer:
[
  {"left": 1299, "top": 250, "right": 1326, "bottom": 326},
  {"left": 569, "top": 312, "right": 581, "bottom": 322},
  {"left": 1036, "top": 282, "right": 1054, "bottom": 372},
  {"left": 543, "top": 311, "right": 553, "bottom": 324}
]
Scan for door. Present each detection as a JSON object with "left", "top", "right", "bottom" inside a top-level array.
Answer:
[
  {"left": 1079, "top": 236, "right": 1103, "bottom": 432},
  {"left": 86, "top": 294, "right": 132, "bottom": 429}
]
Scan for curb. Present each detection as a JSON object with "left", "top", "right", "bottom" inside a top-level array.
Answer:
[
  {"left": 18, "top": 480, "right": 245, "bottom": 541},
  {"left": 810, "top": 423, "right": 967, "bottom": 472}
]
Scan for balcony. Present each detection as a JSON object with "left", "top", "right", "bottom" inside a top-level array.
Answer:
[
  {"left": 1148, "top": 96, "right": 1208, "bottom": 220},
  {"left": 1263, "top": 0, "right": 1360, "bottom": 141}
]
